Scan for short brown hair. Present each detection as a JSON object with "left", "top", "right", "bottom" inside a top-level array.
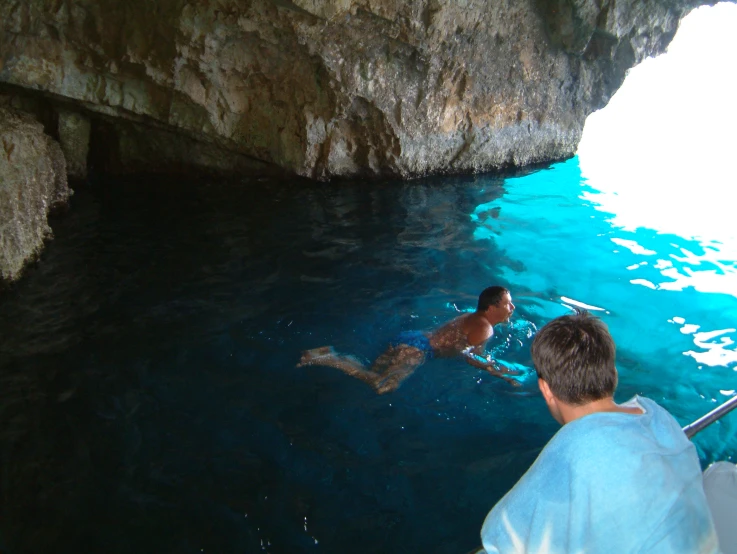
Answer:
[
  {"left": 531, "top": 312, "right": 617, "bottom": 404},
  {"left": 477, "top": 286, "right": 510, "bottom": 311}
]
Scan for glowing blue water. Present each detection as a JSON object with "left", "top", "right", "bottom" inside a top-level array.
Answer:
[
  {"left": 477, "top": 157, "right": 737, "bottom": 463},
  {"left": 0, "top": 157, "right": 734, "bottom": 553}
]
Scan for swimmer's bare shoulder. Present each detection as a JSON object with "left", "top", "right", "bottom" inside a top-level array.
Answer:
[
  {"left": 461, "top": 312, "right": 493, "bottom": 347},
  {"left": 430, "top": 314, "right": 491, "bottom": 356}
]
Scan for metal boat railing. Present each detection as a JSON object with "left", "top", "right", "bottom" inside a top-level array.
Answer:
[{"left": 683, "top": 394, "right": 737, "bottom": 439}]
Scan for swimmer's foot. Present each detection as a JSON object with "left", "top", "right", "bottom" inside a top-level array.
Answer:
[{"left": 297, "top": 346, "right": 336, "bottom": 367}]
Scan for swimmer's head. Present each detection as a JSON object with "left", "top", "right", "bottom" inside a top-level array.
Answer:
[
  {"left": 477, "top": 286, "right": 510, "bottom": 311},
  {"left": 531, "top": 311, "right": 617, "bottom": 406},
  {"left": 478, "top": 286, "right": 514, "bottom": 323}
]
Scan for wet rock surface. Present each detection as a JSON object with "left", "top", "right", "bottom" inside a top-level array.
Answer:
[
  {"left": 0, "top": 106, "right": 71, "bottom": 283},
  {"left": 0, "top": 0, "right": 717, "bottom": 180}
]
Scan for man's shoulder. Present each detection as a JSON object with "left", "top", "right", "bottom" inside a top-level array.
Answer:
[
  {"left": 482, "top": 398, "right": 713, "bottom": 554},
  {"left": 433, "top": 313, "right": 491, "bottom": 346},
  {"left": 463, "top": 313, "right": 492, "bottom": 335},
  {"left": 549, "top": 398, "right": 695, "bottom": 471}
]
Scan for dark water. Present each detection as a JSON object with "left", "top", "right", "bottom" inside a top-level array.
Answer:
[{"left": 1, "top": 159, "right": 735, "bottom": 553}]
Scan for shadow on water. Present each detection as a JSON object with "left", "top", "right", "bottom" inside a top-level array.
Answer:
[{"left": 0, "top": 172, "right": 556, "bottom": 553}]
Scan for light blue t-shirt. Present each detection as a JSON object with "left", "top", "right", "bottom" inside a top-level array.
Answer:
[{"left": 481, "top": 396, "right": 720, "bottom": 554}]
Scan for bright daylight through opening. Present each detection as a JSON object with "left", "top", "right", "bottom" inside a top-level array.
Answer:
[{"left": 577, "top": 2, "right": 737, "bottom": 297}]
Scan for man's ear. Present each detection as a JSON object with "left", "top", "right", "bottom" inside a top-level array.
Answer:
[
  {"left": 538, "top": 378, "right": 554, "bottom": 403},
  {"left": 538, "top": 378, "right": 565, "bottom": 425}
]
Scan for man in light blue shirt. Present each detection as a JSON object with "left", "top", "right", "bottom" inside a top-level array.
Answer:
[{"left": 481, "top": 312, "right": 720, "bottom": 554}]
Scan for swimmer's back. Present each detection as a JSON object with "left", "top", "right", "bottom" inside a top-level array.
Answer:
[{"left": 429, "top": 314, "right": 492, "bottom": 357}]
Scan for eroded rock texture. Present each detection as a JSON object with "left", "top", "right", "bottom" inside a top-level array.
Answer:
[
  {"left": 0, "top": 106, "right": 71, "bottom": 282},
  {"left": 57, "top": 109, "right": 91, "bottom": 180},
  {"left": 0, "top": 0, "right": 723, "bottom": 180}
]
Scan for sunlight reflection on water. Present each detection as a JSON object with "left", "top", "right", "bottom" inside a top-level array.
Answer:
[
  {"left": 470, "top": 153, "right": 736, "bottom": 466},
  {"left": 571, "top": 3, "right": 737, "bottom": 396},
  {"left": 577, "top": 3, "right": 737, "bottom": 302},
  {"left": 579, "top": 157, "right": 737, "bottom": 379}
]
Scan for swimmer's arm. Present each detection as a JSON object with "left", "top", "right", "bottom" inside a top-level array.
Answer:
[
  {"left": 461, "top": 346, "right": 499, "bottom": 371},
  {"left": 461, "top": 347, "right": 523, "bottom": 386},
  {"left": 461, "top": 346, "right": 520, "bottom": 373},
  {"left": 463, "top": 326, "right": 512, "bottom": 373}
]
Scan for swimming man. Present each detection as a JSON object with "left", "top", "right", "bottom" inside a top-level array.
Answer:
[{"left": 297, "top": 286, "right": 522, "bottom": 394}]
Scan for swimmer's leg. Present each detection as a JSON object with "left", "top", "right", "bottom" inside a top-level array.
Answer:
[
  {"left": 297, "top": 346, "right": 338, "bottom": 366},
  {"left": 373, "top": 346, "right": 425, "bottom": 395},
  {"left": 298, "top": 346, "right": 384, "bottom": 389}
]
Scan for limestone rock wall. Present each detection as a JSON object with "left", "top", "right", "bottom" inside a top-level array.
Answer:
[
  {"left": 0, "top": 0, "right": 723, "bottom": 180},
  {"left": 57, "top": 109, "right": 90, "bottom": 180},
  {"left": 0, "top": 107, "right": 71, "bottom": 282}
]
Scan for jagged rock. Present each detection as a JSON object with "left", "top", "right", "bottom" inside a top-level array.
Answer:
[
  {"left": 0, "top": 0, "right": 725, "bottom": 180},
  {"left": 0, "top": 107, "right": 71, "bottom": 283}
]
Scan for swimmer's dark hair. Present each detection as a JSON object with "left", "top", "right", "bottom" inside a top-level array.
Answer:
[
  {"left": 531, "top": 311, "right": 617, "bottom": 405},
  {"left": 477, "top": 286, "right": 510, "bottom": 311}
]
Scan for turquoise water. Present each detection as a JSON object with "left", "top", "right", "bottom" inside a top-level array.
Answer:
[
  {"left": 0, "top": 157, "right": 734, "bottom": 553},
  {"left": 478, "top": 157, "right": 737, "bottom": 463}
]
